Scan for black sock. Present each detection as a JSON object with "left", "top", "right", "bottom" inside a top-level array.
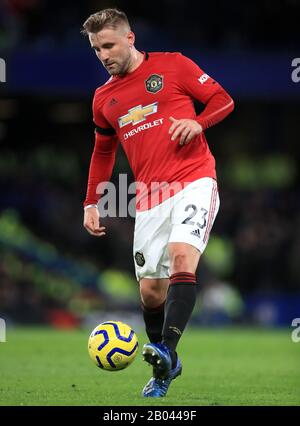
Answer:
[
  {"left": 162, "top": 272, "right": 197, "bottom": 360},
  {"left": 142, "top": 302, "right": 165, "bottom": 343}
]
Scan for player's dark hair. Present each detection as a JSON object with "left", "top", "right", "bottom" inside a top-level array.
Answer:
[{"left": 81, "top": 8, "right": 130, "bottom": 35}]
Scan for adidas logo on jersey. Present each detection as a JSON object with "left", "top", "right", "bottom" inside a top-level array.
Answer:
[{"left": 191, "top": 229, "right": 201, "bottom": 238}]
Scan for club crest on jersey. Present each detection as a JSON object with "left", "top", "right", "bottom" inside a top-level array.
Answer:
[
  {"left": 135, "top": 252, "right": 145, "bottom": 267},
  {"left": 118, "top": 102, "right": 158, "bottom": 128},
  {"left": 145, "top": 74, "right": 163, "bottom": 93}
]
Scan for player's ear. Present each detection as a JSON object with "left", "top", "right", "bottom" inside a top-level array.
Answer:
[{"left": 127, "top": 31, "right": 135, "bottom": 47}]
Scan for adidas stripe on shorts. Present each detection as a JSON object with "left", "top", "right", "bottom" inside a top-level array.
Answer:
[{"left": 133, "top": 177, "right": 220, "bottom": 281}]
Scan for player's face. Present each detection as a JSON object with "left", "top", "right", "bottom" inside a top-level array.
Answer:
[{"left": 89, "top": 26, "right": 134, "bottom": 76}]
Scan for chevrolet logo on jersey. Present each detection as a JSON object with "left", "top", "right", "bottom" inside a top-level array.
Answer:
[{"left": 118, "top": 102, "right": 158, "bottom": 128}]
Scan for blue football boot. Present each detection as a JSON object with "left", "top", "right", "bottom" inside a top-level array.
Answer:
[{"left": 142, "top": 343, "right": 182, "bottom": 397}]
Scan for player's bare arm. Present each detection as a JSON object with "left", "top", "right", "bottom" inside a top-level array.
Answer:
[
  {"left": 168, "top": 116, "right": 203, "bottom": 146},
  {"left": 83, "top": 206, "right": 106, "bottom": 237}
]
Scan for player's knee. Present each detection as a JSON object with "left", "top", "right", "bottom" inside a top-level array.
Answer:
[
  {"left": 141, "top": 292, "right": 163, "bottom": 309},
  {"left": 170, "top": 252, "right": 191, "bottom": 274},
  {"left": 140, "top": 286, "right": 163, "bottom": 309}
]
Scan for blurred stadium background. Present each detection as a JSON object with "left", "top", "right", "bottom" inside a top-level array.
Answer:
[{"left": 0, "top": 0, "right": 300, "bottom": 332}]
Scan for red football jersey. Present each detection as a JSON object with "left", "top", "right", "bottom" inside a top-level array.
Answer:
[{"left": 87, "top": 52, "right": 234, "bottom": 210}]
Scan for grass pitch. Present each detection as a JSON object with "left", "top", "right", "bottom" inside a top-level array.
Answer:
[{"left": 0, "top": 326, "right": 299, "bottom": 406}]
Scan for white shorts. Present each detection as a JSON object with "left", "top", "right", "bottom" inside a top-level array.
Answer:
[{"left": 133, "top": 177, "right": 220, "bottom": 281}]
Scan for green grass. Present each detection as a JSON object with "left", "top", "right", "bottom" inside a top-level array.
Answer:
[{"left": 0, "top": 326, "right": 299, "bottom": 406}]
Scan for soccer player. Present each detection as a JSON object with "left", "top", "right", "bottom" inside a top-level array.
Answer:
[{"left": 82, "top": 8, "right": 234, "bottom": 397}]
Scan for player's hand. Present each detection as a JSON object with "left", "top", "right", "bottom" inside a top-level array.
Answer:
[
  {"left": 169, "top": 116, "right": 202, "bottom": 146},
  {"left": 83, "top": 207, "right": 106, "bottom": 237}
]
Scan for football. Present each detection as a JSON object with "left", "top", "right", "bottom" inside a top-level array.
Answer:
[{"left": 88, "top": 321, "right": 139, "bottom": 371}]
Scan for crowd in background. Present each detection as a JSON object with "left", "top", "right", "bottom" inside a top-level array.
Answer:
[
  {"left": 0, "top": 96, "right": 299, "bottom": 326},
  {"left": 0, "top": 0, "right": 299, "bottom": 51},
  {"left": 0, "top": 0, "right": 299, "bottom": 325}
]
